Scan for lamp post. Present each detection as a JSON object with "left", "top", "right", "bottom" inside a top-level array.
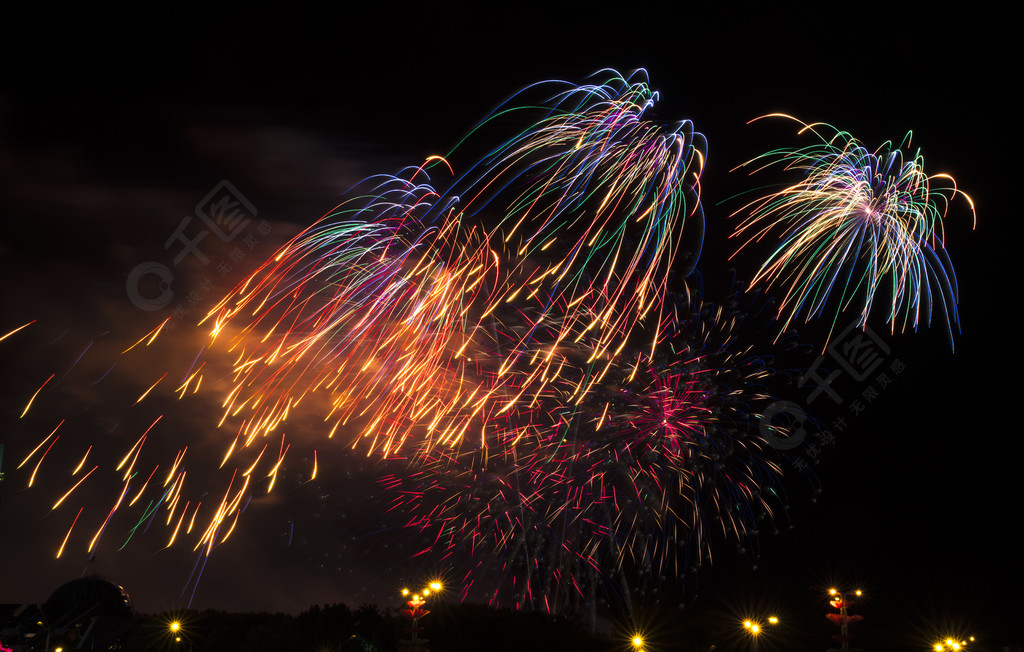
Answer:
[
  {"left": 399, "top": 580, "right": 443, "bottom": 652},
  {"left": 742, "top": 616, "right": 778, "bottom": 652},
  {"left": 34, "top": 607, "right": 52, "bottom": 652},
  {"left": 826, "top": 588, "right": 863, "bottom": 652}
]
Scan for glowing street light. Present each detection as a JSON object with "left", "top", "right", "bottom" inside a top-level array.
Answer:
[
  {"left": 935, "top": 635, "right": 974, "bottom": 651},
  {"left": 631, "top": 633, "right": 646, "bottom": 650},
  {"left": 34, "top": 610, "right": 53, "bottom": 652},
  {"left": 743, "top": 616, "right": 778, "bottom": 652},
  {"left": 826, "top": 588, "right": 864, "bottom": 652},
  {"left": 399, "top": 579, "right": 444, "bottom": 651},
  {"left": 168, "top": 619, "right": 193, "bottom": 651}
]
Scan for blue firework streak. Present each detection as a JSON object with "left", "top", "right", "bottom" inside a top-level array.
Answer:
[{"left": 730, "top": 114, "right": 975, "bottom": 348}]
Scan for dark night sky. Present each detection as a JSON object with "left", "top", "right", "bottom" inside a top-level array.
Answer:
[{"left": 0, "top": 4, "right": 1016, "bottom": 650}]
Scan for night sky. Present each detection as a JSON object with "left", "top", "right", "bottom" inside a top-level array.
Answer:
[{"left": 0, "top": 4, "right": 1016, "bottom": 650}]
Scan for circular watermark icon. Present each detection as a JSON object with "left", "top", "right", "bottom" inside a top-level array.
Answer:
[
  {"left": 760, "top": 400, "right": 809, "bottom": 450},
  {"left": 126, "top": 261, "right": 175, "bottom": 311}
]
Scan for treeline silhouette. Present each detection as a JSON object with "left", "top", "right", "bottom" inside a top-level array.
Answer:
[{"left": 122, "top": 601, "right": 617, "bottom": 652}]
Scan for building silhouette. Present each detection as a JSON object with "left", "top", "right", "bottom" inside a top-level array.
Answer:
[{"left": 0, "top": 576, "right": 136, "bottom": 651}]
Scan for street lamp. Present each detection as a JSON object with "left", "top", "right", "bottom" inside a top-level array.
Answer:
[
  {"left": 826, "top": 588, "right": 863, "bottom": 652},
  {"left": 168, "top": 619, "right": 193, "bottom": 651},
  {"left": 742, "top": 616, "right": 778, "bottom": 652},
  {"left": 400, "top": 579, "right": 444, "bottom": 651},
  {"left": 34, "top": 611, "right": 52, "bottom": 652},
  {"left": 631, "top": 633, "right": 646, "bottom": 650}
]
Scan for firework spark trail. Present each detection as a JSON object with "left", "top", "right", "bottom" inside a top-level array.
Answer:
[
  {"left": 384, "top": 291, "right": 799, "bottom": 612},
  {"left": 7, "top": 72, "right": 944, "bottom": 614},
  {"left": 449, "top": 69, "right": 706, "bottom": 368},
  {"left": 729, "top": 114, "right": 975, "bottom": 347},
  {"left": 1, "top": 319, "right": 36, "bottom": 342},
  {"left": 198, "top": 68, "right": 707, "bottom": 468},
  {"left": 202, "top": 172, "right": 500, "bottom": 459}
]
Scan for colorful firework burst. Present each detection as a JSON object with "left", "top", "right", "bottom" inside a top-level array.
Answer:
[
  {"left": 730, "top": 114, "right": 975, "bottom": 347},
  {"left": 7, "top": 70, "right": 709, "bottom": 586},
  {"left": 383, "top": 289, "right": 806, "bottom": 614}
]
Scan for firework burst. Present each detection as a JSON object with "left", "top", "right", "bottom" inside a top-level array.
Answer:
[
  {"left": 200, "top": 68, "right": 707, "bottom": 462},
  {"left": 384, "top": 289, "right": 805, "bottom": 614},
  {"left": 730, "top": 114, "right": 975, "bottom": 347}
]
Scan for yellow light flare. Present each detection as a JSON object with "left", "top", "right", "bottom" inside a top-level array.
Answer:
[
  {"left": 0, "top": 319, "right": 35, "bottom": 343},
  {"left": 71, "top": 446, "right": 93, "bottom": 475},
  {"left": 128, "top": 466, "right": 160, "bottom": 507},
  {"left": 27, "top": 433, "right": 60, "bottom": 488},
  {"left": 242, "top": 445, "right": 269, "bottom": 477},
  {"left": 20, "top": 373, "right": 54, "bottom": 418},
  {"left": 56, "top": 507, "right": 84, "bottom": 559},
  {"left": 88, "top": 481, "right": 132, "bottom": 552},
  {"left": 167, "top": 502, "right": 189, "bottom": 548},
  {"left": 52, "top": 466, "right": 98, "bottom": 509},
  {"left": 121, "top": 317, "right": 171, "bottom": 354},
  {"left": 219, "top": 509, "right": 241, "bottom": 544},
  {"left": 164, "top": 448, "right": 188, "bottom": 487},
  {"left": 117, "top": 433, "right": 149, "bottom": 473},
  {"left": 18, "top": 420, "right": 64, "bottom": 469},
  {"left": 266, "top": 447, "right": 288, "bottom": 493},
  {"left": 186, "top": 501, "right": 201, "bottom": 534}
]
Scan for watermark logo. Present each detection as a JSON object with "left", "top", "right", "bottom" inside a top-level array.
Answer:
[
  {"left": 125, "top": 261, "right": 175, "bottom": 311},
  {"left": 828, "top": 320, "right": 891, "bottom": 382},
  {"left": 761, "top": 400, "right": 809, "bottom": 451},
  {"left": 766, "top": 321, "right": 907, "bottom": 471},
  {"left": 196, "top": 180, "right": 256, "bottom": 241},
  {"left": 126, "top": 180, "right": 270, "bottom": 319}
]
